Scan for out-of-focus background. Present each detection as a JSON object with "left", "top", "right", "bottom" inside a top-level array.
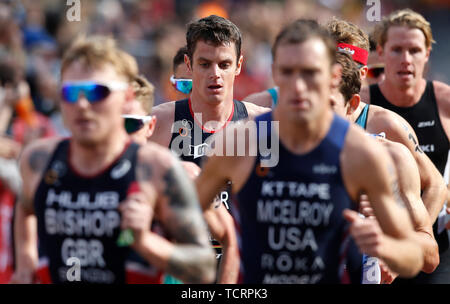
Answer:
[
  {"left": 1, "top": 0, "right": 450, "bottom": 110},
  {"left": 0, "top": 0, "right": 449, "bottom": 283}
]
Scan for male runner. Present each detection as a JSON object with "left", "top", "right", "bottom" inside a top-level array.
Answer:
[
  {"left": 196, "top": 19, "right": 423, "bottom": 284},
  {"left": 361, "top": 9, "right": 450, "bottom": 283},
  {"left": 326, "top": 17, "right": 446, "bottom": 240},
  {"left": 150, "top": 15, "right": 269, "bottom": 283},
  {"left": 12, "top": 35, "right": 215, "bottom": 284},
  {"left": 169, "top": 46, "right": 193, "bottom": 101},
  {"left": 331, "top": 52, "right": 439, "bottom": 280},
  {"left": 122, "top": 75, "right": 157, "bottom": 145}
]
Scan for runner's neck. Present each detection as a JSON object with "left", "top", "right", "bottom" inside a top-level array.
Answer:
[
  {"left": 188, "top": 96, "right": 234, "bottom": 132},
  {"left": 274, "top": 107, "right": 334, "bottom": 155},
  {"left": 69, "top": 130, "right": 130, "bottom": 176},
  {"left": 378, "top": 78, "right": 427, "bottom": 107}
]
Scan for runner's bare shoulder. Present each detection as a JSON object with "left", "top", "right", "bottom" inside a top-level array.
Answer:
[
  {"left": 19, "top": 137, "right": 64, "bottom": 213},
  {"left": 243, "top": 90, "right": 274, "bottom": 108},
  {"left": 150, "top": 102, "right": 176, "bottom": 147},
  {"left": 433, "top": 80, "right": 450, "bottom": 115},
  {"left": 242, "top": 101, "right": 271, "bottom": 120}
]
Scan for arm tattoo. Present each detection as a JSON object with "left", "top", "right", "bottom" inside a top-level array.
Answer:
[
  {"left": 29, "top": 150, "right": 50, "bottom": 173},
  {"left": 408, "top": 133, "right": 424, "bottom": 154},
  {"left": 401, "top": 122, "right": 423, "bottom": 153},
  {"left": 163, "top": 164, "right": 196, "bottom": 208},
  {"left": 162, "top": 162, "right": 215, "bottom": 283}
]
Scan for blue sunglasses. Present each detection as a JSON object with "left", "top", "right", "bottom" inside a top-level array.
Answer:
[
  {"left": 170, "top": 75, "right": 192, "bottom": 95},
  {"left": 61, "top": 81, "right": 128, "bottom": 104}
]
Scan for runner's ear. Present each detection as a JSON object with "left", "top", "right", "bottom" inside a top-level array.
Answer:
[
  {"left": 347, "top": 94, "right": 361, "bottom": 115},
  {"left": 185, "top": 54, "right": 192, "bottom": 72},
  {"left": 359, "top": 66, "right": 368, "bottom": 81},
  {"left": 235, "top": 55, "right": 244, "bottom": 76},
  {"left": 146, "top": 116, "right": 157, "bottom": 139}
]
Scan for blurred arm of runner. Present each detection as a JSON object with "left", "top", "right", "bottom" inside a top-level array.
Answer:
[
  {"left": 183, "top": 160, "right": 239, "bottom": 284},
  {"left": 10, "top": 204, "right": 38, "bottom": 284},
  {"left": 120, "top": 145, "right": 216, "bottom": 284},
  {"left": 10, "top": 138, "right": 59, "bottom": 283},
  {"left": 0, "top": 136, "right": 21, "bottom": 159},
  {"left": 371, "top": 111, "right": 447, "bottom": 224},
  {"left": 195, "top": 123, "right": 257, "bottom": 284},
  {"left": 342, "top": 126, "right": 424, "bottom": 278},
  {"left": 203, "top": 201, "right": 239, "bottom": 284},
  {"left": 383, "top": 139, "right": 439, "bottom": 273},
  {"left": 358, "top": 195, "right": 399, "bottom": 284}
]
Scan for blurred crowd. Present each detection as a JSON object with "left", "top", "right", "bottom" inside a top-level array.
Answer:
[{"left": 0, "top": 0, "right": 449, "bottom": 283}]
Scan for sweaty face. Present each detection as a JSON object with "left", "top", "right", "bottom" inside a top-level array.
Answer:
[
  {"left": 60, "top": 61, "right": 129, "bottom": 147},
  {"left": 380, "top": 26, "right": 429, "bottom": 89},
  {"left": 187, "top": 40, "right": 242, "bottom": 104},
  {"left": 273, "top": 38, "right": 337, "bottom": 123}
]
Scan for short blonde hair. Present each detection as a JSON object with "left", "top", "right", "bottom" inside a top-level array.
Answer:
[
  {"left": 326, "top": 17, "right": 370, "bottom": 51},
  {"left": 375, "top": 9, "right": 435, "bottom": 50},
  {"left": 132, "top": 75, "right": 154, "bottom": 114},
  {"left": 61, "top": 35, "right": 138, "bottom": 82}
]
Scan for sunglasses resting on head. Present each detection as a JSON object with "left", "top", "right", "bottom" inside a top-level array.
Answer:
[
  {"left": 170, "top": 75, "right": 192, "bottom": 95},
  {"left": 122, "top": 114, "right": 154, "bottom": 134},
  {"left": 61, "top": 81, "right": 129, "bottom": 103}
]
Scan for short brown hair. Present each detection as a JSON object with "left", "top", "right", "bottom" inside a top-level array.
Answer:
[
  {"left": 336, "top": 52, "right": 361, "bottom": 103},
  {"left": 375, "top": 9, "right": 435, "bottom": 49},
  {"left": 186, "top": 15, "right": 242, "bottom": 63},
  {"left": 173, "top": 45, "right": 188, "bottom": 73},
  {"left": 326, "top": 17, "right": 370, "bottom": 52},
  {"left": 61, "top": 35, "right": 138, "bottom": 82},
  {"left": 272, "top": 19, "right": 336, "bottom": 65},
  {"left": 132, "top": 75, "right": 154, "bottom": 114}
]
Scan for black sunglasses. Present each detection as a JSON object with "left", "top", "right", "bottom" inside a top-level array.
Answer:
[
  {"left": 122, "top": 115, "right": 153, "bottom": 134},
  {"left": 367, "top": 64, "right": 385, "bottom": 79}
]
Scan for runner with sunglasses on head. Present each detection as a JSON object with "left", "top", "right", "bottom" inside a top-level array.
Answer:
[
  {"left": 326, "top": 17, "right": 446, "bottom": 257},
  {"left": 150, "top": 15, "right": 269, "bottom": 283},
  {"left": 360, "top": 9, "right": 450, "bottom": 284},
  {"left": 331, "top": 52, "right": 439, "bottom": 283},
  {"left": 11, "top": 35, "right": 216, "bottom": 284},
  {"left": 196, "top": 19, "right": 424, "bottom": 284}
]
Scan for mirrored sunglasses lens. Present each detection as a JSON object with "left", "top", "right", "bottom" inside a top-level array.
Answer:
[
  {"left": 124, "top": 118, "right": 145, "bottom": 134},
  {"left": 62, "top": 86, "right": 80, "bottom": 103},
  {"left": 85, "top": 84, "right": 111, "bottom": 103},
  {"left": 62, "top": 84, "right": 111, "bottom": 103},
  {"left": 176, "top": 80, "right": 192, "bottom": 94}
]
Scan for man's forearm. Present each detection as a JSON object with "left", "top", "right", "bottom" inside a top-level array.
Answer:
[
  {"left": 216, "top": 236, "right": 239, "bottom": 283},
  {"left": 135, "top": 232, "right": 216, "bottom": 284},
  {"left": 13, "top": 204, "right": 38, "bottom": 281},
  {"left": 379, "top": 235, "right": 423, "bottom": 278},
  {"left": 421, "top": 176, "right": 447, "bottom": 223}
]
